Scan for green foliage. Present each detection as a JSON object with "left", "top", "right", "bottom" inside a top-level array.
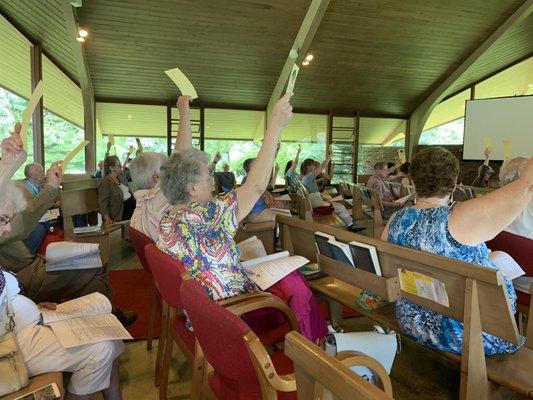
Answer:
[{"left": 420, "top": 118, "right": 464, "bottom": 145}]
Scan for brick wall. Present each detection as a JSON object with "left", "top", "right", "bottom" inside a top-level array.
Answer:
[{"left": 358, "top": 145, "right": 402, "bottom": 175}]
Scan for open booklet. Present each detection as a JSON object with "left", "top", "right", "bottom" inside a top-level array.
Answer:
[
  {"left": 237, "top": 236, "right": 267, "bottom": 261},
  {"left": 40, "top": 292, "right": 132, "bottom": 348},
  {"left": 45, "top": 241, "right": 102, "bottom": 272},
  {"left": 241, "top": 251, "right": 309, "bottom": 290}
]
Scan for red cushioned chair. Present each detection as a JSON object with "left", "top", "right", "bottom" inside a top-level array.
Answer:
[
  {"left": 486, "top": 231, "right": 533, "bottom": 316},
  {"left": 128, "top": 227, "right": 158, "bottom": 351},
  {"left": 180, "top": 277, "right": 298, "bottom": 400},
  {"left": 145, "top": 243, "right": 297, "bottom": 400}
]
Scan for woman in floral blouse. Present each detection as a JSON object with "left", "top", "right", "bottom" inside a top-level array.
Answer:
[{"left": 156, "top": 93, "right": 328, "bottom": 341}]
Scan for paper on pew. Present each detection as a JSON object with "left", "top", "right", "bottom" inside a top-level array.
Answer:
[
  {"left": 39, "top": 208, "right": 60, "bottom": 223},
  {"left": 488, "top": 250, "right": 525, "bottom": 281},
  {"left": 398, "top": 268, "right": 449, "bottom": 307},
  {"left": 61, "top": 140, "right": 90, "bottom": 173},
  {"left": 274, "top": 194, "right": 292, "bottom": 201},
  {"left": 165, "top": 67, "right": 198, "bottom": 99},
  {"left": 19, "top": 81, "right": 45, "bottom": 150}
]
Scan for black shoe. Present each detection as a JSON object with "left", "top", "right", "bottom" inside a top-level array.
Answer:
[
  {"left": 113, "top": 307, "right": 138, "bottom": 327},
  {"left": 347, "top": 224, "right": 366, "bottom": 233}
]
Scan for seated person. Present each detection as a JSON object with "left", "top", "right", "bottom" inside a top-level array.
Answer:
[
  {"left": 498, "top": 157, "right": 532, "bottom": 239},
  {"left": 0, "top": 128, "right": 136, "bottom": 325},
  {"left": 388, "top": 162, "right": 411, "bottom": 186},
  {"left": 300, "top": 155, "right": 365, "bottom": 232},
  {"left": 214, "top": 163, "right": 236, "bottom": 193},
  {"left": 157, "top": 94, "right": 328, "bottom": 342},
  {"left": 129, "top": 151, "right": 170, "bottom": 242},
  {"left": 0, "top": 267, "right": 124, "bottom": 400},
  {"left": 381, "top": 146, "right": 532, "bottom": 355},
  {"left": 22, "top": 163, "right": 50, "bottom": 253},
  {"left": 471, "top": 147, "right": 493, "bottom": 188},
  {"left": 98, "top": 155, "right": 125, "bottom": 225},
  {"left": 284, "top": 145, "right": 301, "bottom": 193},
  {"left": 366, "top": 161, "right": 404, "bottom": 218}
]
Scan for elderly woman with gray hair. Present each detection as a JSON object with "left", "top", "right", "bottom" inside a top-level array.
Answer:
[{"left": 156, "top": 94, "right": 329, "bottom": 342}]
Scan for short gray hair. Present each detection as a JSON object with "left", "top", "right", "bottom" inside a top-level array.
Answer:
[
  {"left": 499, "top": 157, "right": 527, "bottom": 186},
  {"left": 4, "top": 183, "right": 27, "bottom": 213},
  {"left": 129, "top": 152, "right": 167, "bottom": 190},
  {"left": 23, "top": 163, "right": 41, "bottom": 179},
  {"left": 160, "top": 149, "right": 209, "bottom": 205}
]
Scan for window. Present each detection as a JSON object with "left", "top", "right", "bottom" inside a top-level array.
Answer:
[
  {"left": 475, "top": 58, "right": 533, "bottom": 99},
  {"left": 419, "top": 118, "right": 464, "bottom": 145},
  {"left": 44, "top": 110, "right": 85, "bottom": 172},
  {"left": 0, "top": 87, "right": 33, "bottom": 179}
]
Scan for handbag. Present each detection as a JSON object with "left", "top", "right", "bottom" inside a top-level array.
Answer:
[{"left": 0, "top": 291, "right": 29, "bottom": 396}]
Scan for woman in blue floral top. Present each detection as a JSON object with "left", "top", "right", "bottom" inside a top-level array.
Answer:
[{"left": 382, "top": 147, "right": 532, "bottom": 355}]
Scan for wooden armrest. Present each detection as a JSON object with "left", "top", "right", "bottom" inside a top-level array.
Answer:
[
  {"left": 243, "top": 221, "right": 276, "bottom": 231},
  {"left": 218, "top": 291, "right": 275, "bottom": 307},
  {"left": 335, "top": 350, "right": 393, "bottom": 396},
  {"left": 228, "top": 295, "right": 299, "bottom": 332},
  {"left": 244, "top": 332, "right": 297, "bottom": 393},
  {"left": 527, "top": 283, "right": 533, "bottom": 348}
]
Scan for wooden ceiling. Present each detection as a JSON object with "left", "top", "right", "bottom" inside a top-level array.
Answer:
[{"left": 0, "top": 0, "right": 531, "bottom": 117}]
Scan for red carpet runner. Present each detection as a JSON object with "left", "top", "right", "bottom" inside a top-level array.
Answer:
[{"left": 109, "top": 269, "right": 161, "bottom": 340}]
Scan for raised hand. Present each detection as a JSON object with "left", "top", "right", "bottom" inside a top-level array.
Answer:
[
  {"left": 1, "top": 123, "right": 27, "bottom": 170},
  {"left": 484, "top": 147, "right": 492, "bottom": 158},
  {"left": 177, "top": 95, "right": 192, "bottom": 111},
  {"left": 213, "top": 151, "right": 221, "bottom": 164},
  {"left": 268, "top": 92, "right": 293, "bottom": 134},
  {"left": 297, "top": 145, "right": 301, "bottom": 154},
  {"left": 46, "top": 164, "right": 63, "bottom": 189},
  {"left": 106, "top": 141, "right": 112, "bottom": 151}
]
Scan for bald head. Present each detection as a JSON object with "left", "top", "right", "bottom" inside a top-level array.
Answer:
[
  {"left": 24, "top": 163, "right": 45, "bottom": 186},
  {"left": 499, "top": 157, "right": 528, "bottom": 187}
]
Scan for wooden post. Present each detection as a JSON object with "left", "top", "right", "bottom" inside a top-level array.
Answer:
[
  {"left": 404, "top": 118, "right": 411, "bottom": 161},
  {"left": 460, "top": 278, "right": 489, "bottom": 400},
  {"left": 353, "top": 112, "right": 360, "bottom": 183},
  {"left": 30, "top": 44, "right": 44, "bottom": 165},
  {"left": 327, "top": 110, "right": 333, "bottom": 177},
  {"left": 199, "top": 105, "right": 205, "bottom": 151},
  {"left": 166, "top": 101, "right": 172, "bottom": 156},
  {"left": 470, "top": 85, "right": 476, "bottom": 100}
]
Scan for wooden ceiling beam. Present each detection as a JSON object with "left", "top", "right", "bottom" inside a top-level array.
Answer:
[
  {"left": 266, "top": 0, "right": 330, "bottom": 119},
  {"left": 61, "top": 0, "right": 96, "bottom": 172},
  {"left": 407, "top": 0, "right": 533, "bottom": 159}
]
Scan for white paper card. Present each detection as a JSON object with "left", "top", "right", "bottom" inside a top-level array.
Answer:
[
  {"left": 286, "top": 63, "right": 299, "bottom": 94},
  {"left": 165, "top": 67, "right": 198, "bottom": 99},
  {"left": 61, "top": 140, "right": 90, "bottom": 173}
]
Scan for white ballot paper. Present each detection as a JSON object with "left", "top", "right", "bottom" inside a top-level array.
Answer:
[
  {"left": 39, "top": 208, "right": 60, "bottom": 223},
  {"left": 286, "top": 63, "right": 299, "bottom": 94},
  {"left": 242, "top": 251, "right": 309, "bottom": 290},
  {"left": 61, "top": 140, "right": 90, "bottom": 173},
  {"left": 20, "top": 81, "right": 45, "bottom": 149},
  {"left": 165, "top": 67, "right": 198, "bottom": 99}
]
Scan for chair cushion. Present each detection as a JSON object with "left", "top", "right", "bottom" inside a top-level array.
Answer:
[
  {"left": 208, "top": 350, "right": 295, "bottom": 400},
  {"left": 242, "top": 308, "right": 290, "bottom": 346},
  {"left": 516, "top": 291, "right": 530, "bottom": 307}
]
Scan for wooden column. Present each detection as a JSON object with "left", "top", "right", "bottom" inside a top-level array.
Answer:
[
  {"left": 404, "top": 118, "right": 411, "bottom": 161},
  {"left": 166, "top": 101, "right": 172, "bottom": 156},
  {"left": 30, "top": 44, "right": 44, "bottom": 165},
  {"left": 199, "top": 105, "right": 205, "bottom": 151},
  {"left": 326, "top": 109, "right": 333, "bottom": 156},
  {"left": 353, "top": 112, "right": 360, "bottom": 183},
  {"left": 470, "top": 85, "right": 476, "bottom": 100}
]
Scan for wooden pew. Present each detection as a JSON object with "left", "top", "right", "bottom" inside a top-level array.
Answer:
[
  {"left": 295, "top": 187, "right": 345, "bottom": 228},
  {"left": 351, "top": 185, "right": 385, "bottom": 239},
  {"left": 285, "top": 331, "right": 395, "bottom": 400},
  {"left": 61, "top": 177, "right": 101, "bottom": 191},
  {"left": 60, "top": 187, "right": 125, "bottom": 264},
  {"left": 277, "top": 215, "right": 533, "bottom": 400},
  {"left": 1, "top": 372, "right": 63, "bottom": 400}
]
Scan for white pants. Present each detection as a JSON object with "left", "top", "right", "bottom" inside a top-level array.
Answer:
[
  {"left": 331, "top": 202, "right": 353, "bottom": 227},
  {"left": 17, "top": 324, "right": 124, "bottom": 395}
]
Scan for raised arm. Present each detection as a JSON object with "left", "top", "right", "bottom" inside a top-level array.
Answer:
[
  {"left": 135, "top": 137, "right": 144, "bottom": 155},
  {"left": 173, "top": 95, "right": 193, "bottom": 153},
  {"left": 288, "top": 145, "right": 301, "bottom": 172},
  {"left": 236, "top": 93, "right": 293, "bottom": 221},
  {"left": 0, "top": 124, "right": 26, "bottom": 192},
  {"left": 208, "top": 152, "right": 221, "bottom": 174},
  {"left": 483, "top": 147, "right": 491, "bottom": 166},
  {"left": 321, "top": 161, "right": 335, "bottom": 180},
  {"left": 450, "top": 157, "right": 533, "bottom": 245},
  {"left": 314, "top": 147, "right": 332, "bottom": 176}
]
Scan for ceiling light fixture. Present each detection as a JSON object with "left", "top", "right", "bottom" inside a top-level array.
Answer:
[
  {"left": 78, "top": 29, "right": 88, "bottom": 37},
  {"left": 302, "top": 60, "right": 310, "bottom": 66},
  {"left": 305, "top": 54, "right": 314, "bottom": 61},
  {"left": 76, "top": 36, "right": 85, "bottom": 42}
]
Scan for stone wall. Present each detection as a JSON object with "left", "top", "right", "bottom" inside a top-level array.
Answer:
[{"left": 358, "top": 145, "right": 402, "bottom": 175}]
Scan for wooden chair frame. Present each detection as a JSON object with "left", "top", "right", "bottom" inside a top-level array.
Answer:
[{"left": 277, "top": 215, "right": 533, "bottom": 400}]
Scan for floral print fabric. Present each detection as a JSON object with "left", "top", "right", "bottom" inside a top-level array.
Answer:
[
  {"left": 388, "top": 206, "right": 523, "bottom": 355},
  {"left": 157, "top": 191, "right": 257, "bottom": 301}
]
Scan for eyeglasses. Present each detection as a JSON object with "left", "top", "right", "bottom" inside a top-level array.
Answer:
[{"left": 0, "top": 215, "right": 11, "bottom": 226}]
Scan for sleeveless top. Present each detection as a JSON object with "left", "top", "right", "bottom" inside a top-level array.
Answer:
[{"left": 387, "top": 206, "right": 523, "bottom": 355}]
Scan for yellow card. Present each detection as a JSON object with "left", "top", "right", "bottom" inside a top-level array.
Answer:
[
  {"left": 164, "top": 67, "right": 198, "bottom": 99},
  {"left": 108, "top": 134, "right": 115, "bottom": 145},
  {"left": 502, "top": 139, "right": 512, "bottom": 160},
  {"left": 128, "top": 145, "right": 135, "bottom": 154},
  {"left": 61, "top": 140, "right": 89, "bottom": 173},
  {"left": 483, "top": 137, "right": 493, "bottom": 150},
  {"left": 398, "top": 268, "right": 449, "bottom": 307},
  {"left": 20, "top": 81, "right": 45, "bottom": 149}
]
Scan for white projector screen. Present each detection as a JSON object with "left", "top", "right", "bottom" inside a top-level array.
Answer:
[{"left": 463, "top": 95, "right": 533, "bottom": 161}]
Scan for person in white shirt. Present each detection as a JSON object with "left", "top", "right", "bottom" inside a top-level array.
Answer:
[
  {"left": 499, "top": 157, "right": 532, "bottom": 239},
  {"left": 129, "top": 152, "right": 170, "bottom": 242}
]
